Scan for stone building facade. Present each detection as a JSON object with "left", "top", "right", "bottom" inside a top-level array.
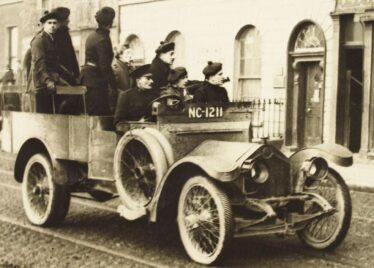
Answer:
[
  {"left": 0, "top": 0, "right": 119, "bottom": 80},
  {"left": 0, "top": 0, "right": 24, "bottom": 77},
  {"left": 118, "top": 0, "right": 336, "bottom": 152},
  {"left": 332, "top": 0, "right": 374, "bottom": 159},
  {"left": 2, "top": 0, "right": 374, "bottom": 160}
]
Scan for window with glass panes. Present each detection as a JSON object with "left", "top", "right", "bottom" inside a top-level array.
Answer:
[
  {"left": 235, "top": 26, "right": 261, "bottom": 100},
  {"left": 7, "top": 26, "right": 18, "bottom": 70},
  {"left": 125, "top": 35, "right": 145, "bottom": 67}
]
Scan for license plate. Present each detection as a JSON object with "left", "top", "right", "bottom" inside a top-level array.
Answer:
[{"left": 188, "top": 106, "right": 223, "bottom": 118}]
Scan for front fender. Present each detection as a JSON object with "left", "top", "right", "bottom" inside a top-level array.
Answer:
[
  {"left": 171, "top": 156, "right": 241, "bottom": 182},
  {"left": 148, "top": 155, "right": 243, "bottom": 222},
  {"left": 289, "top": 143, "right": 353, "bottom": 177}
]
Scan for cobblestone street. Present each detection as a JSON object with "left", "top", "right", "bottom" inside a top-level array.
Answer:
[{"left": 0, "top": 166, "right": 373, "bottom": 267}]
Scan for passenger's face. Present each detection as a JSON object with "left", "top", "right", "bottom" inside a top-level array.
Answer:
[
  {"left": 175, "top": 75, "right": 188, "bottom": 88},
  {"left": 160, "top": 50, "right": 175, "bottom": 65},
  {"left": 43, "top": 19, "right": 58, "bottom": 34},
  {"left": 208, "top": 71, "right": 224, "bottom": 86},
  {"left": 137, "top": 75, "right": 153, "bottom": 90},
  {"left": 120, "top": 49, "right": 134, "bottom": 63}
]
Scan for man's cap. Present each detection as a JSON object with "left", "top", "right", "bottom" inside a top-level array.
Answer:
[
  {"left": 155, "top": 41, "right": 175, "bottom": 55},
  {"left": 203, "top": 61, "right": 222, "bottom": 77},
  {"left": 40, "top": 10, "right": 60, "bottom": 23},
  {"left": 130, "top": 64, "right": 152, "bottom": 79},
  {"left": 168, "top": 67, "right": 187, "bottom": 83},
  {"left": 95, "top": 7, "right": 115, "bottom": 26},
  {"left": 51, "top": 7, "right": 70, "bottom": 21}
]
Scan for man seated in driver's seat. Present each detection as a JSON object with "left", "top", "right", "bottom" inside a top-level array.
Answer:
[{"left": 114, "top": 64, "right": 158, "bottom": 127}]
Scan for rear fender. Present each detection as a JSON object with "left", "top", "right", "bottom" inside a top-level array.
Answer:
[
  {"left": 14, "top": 138, "right": 79, "bottom": 185},
  {"left": 289, "top": 143, "right": 353, "bottom": 178}
]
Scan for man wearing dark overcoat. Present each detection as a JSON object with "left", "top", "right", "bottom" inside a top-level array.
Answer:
[
  {"left": 29, "top": 11, "right": 67, "bottom": 113},
  {"left": 113, "top": 44, "right": 134, "bottom": 91},
  {"left": 80, "top": 7, "right": 116, "bottom": 115},
  {"left": 109, "top": 45, "right": 134, "bottom": 113},
  {"left": 193, "top": 61, "right": 229, "bottom": 104},
  {"left": 52, "top": 7, "right": 80, "bottom": 85},
  {"left": 149, "top": 41, "right": 175, "bottom": 93},
  {"left": 114, "top": 64, "right": 158, "bottom": 126}
]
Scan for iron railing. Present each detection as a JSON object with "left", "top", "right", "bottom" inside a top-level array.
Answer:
[{"left": 239, "top": 98, "right": 285, "bottom": 141}]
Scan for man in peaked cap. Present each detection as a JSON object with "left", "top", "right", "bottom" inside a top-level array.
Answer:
[
  {"left": 149, "top": 41, "right": 175, "bottom": 93},
  {"left": 29, "top": 10, "right": 68, "bottom": 113},
  {"left": 114, "top": 64, "right": 159, "bottom": 125},
  {"left": 193, "top": 61, "right": 229, "bottom": 104},
  {"left": 80, "top": 6, "right": 116, "bottom": 115}
]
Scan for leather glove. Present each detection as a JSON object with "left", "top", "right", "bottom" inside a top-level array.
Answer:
[{"left": 46, "top": 80, "right": 55, "bottom": 91}]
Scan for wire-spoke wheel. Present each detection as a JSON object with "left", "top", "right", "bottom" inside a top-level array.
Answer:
[
  {"left": 177, "top": 176, "right": 233, "bottom": 265},
  {"left": 114, "top": 129, "right": 167, "bottom": 219},
  {"left": 297, "top": 168, "right": 352, "bottom": 250},
  {"left": 22, "top": 153, "right": 70, "bottom": 226}
]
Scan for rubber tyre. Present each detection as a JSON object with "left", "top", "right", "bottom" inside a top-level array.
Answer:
[
  {"left": 297, "top": 168, "right": 352, "bottom": 250},
  {"left": 177, "top": 176, "right": 233, "bottom": 265},
  {"left": 22, "top": 153, "right": 70, "bottom": 227},
  {"left": 113, "top": 129, "right": 168, "bottom": 215}
]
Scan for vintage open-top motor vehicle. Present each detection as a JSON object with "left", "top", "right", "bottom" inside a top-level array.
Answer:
[{"left": 0, "top": 86, "right": 353, "bottom": 265}]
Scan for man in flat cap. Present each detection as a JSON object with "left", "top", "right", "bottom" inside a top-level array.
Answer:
[
  {"left": 29, "top": 10, "right": 68, "bottom": 113},
  {"left": 193, "top": 61, "right": 229, "bottom": 104},
  {"left": 52, "top": 7, "right": 80, "bottom": 85},
  {"left": 80, "top": 7, "right": 116, "bottom": 115},
  {"left": 149, "top": 41, "right": 175, "bottom": 93},
  {"left": 114, "top": 64, "right": 158, "bottom": 125}
]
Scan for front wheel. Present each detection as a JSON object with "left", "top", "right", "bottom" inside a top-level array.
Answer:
[
  {"left": 177, "top": 176, "right": 233, "bottom": 265},
  {"left": 22, "top": 153, "right": 70, "bottom": 226},
  {"left": 297, "top": 168, "right": 352, "bottom": 250}
]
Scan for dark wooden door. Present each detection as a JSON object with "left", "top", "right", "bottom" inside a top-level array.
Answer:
[{"left": 303, "top": 63, "right": 324, "bottom": 146}]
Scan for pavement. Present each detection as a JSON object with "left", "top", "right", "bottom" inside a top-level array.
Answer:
[{"left": 331, "top": 161, "right": 374, "bottom": 193}]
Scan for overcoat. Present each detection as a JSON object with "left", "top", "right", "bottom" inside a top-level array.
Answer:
[
  {"left": 113, "top": 59, "right": 133, "bottom": 91},
  {"left": 54, "top": 25, "right": 80, "bottom": 84},
  {"left": 80, "top": 27, "right": 116, "bottom": 115},
  {"left": 193, "top": 81, "right": 229, "bottom": 104},
  {"left": 149, "top": 57, "right": 170, "bottom": 92},
  {"left": 29, "top": 31, "right": 60, "bottom": 91},
  {"left": 114, "top": 87, "right": 158, "bottom": 124}
]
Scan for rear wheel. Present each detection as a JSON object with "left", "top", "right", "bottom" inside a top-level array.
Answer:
[
  {"left": 297, "top": 168, "right": 352, "bottom": 250},
  {"left": 22, "top": 153, "right": 70, "bottom": 226},
  {"left": 177, "top": 176, "right": 233, "bottom": 265}
]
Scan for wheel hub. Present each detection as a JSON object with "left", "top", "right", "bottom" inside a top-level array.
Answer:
[
  {"left": 32, "top": 185, "right": 42, "bottom": 195},
  {"left": 185, "top": 210, "right": 212, "bottom": 229}
]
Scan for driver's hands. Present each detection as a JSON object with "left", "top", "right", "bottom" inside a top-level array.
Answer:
[{"left": 46, "top": 79, "right": 55, "bottom": 92}]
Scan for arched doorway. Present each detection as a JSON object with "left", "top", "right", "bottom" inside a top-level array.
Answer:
[{"left": 286, "top": 22, "right": 326, "bottom": 148}]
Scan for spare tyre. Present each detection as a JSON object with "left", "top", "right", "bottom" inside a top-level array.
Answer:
[{"left": 113, "top": 128, "right": 168, "bottom": 219}]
